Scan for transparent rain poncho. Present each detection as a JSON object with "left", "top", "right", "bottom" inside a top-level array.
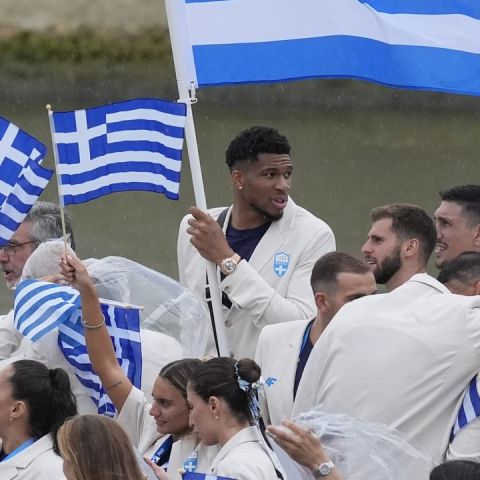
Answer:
[
  {"left": 21, "top": 239, "right": 208, "bottom": 357},
  {"left": 272, "top": 407, "right": 434, "bottom": 480}
]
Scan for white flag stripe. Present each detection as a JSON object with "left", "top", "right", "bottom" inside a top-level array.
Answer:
[
  {"left": 15, "top": 283, "right": 78, "bottom": 320},
  {"left": 0, "top": 203, "right": 30, "bottom": 223},
  {"left": 59, "top": 170, "right": 180, "bottom": 196},
  {"left": 57, "top": 150, "right": 181, "bottom": 176},
  {"left": 187, "top": 0, "right": 480, "bottom": 54},
  {"left": 106, "top": 108, "right": 187, "bottom": 128},
  {"left": 54, "top": 123, "right": 107, "bottom": 144},
  {"left": 0, "top": 123, "right": 29, "bottom": 166},
  {"left": 106, "top": 129, "right": 184, "bottom": 150},
  {"left": 22, "top": 165, "right": 50, "bottom": 187},
  {"left": 0, "top": 180, "right": 14, "bottom": 195},
  {"left": 17, "top": 299, "right": 75, "bottom": 332},
  {"left": 0, "top": 224, "right": 14, "bottom": 239},
  {"left": 463, "top": 390, "right": 476, "bottom": 425},
  {"left": 4, "top": 186, "right": 44, "bottom": 208}
]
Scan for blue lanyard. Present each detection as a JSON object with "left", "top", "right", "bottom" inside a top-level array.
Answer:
[
  {"left": 299, "top": 320, "right": 314, "bottom": 356},
  {"left": 1, "top": 438, "right": 37, "bottom": 462},
  {"left": 151, "top": 435, "right": 173, "bottom": 466}
]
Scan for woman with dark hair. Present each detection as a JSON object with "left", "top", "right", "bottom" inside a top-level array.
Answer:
[
  {"left": 60, "top": 254, "right": 217, "bottom": 479},
  {"left": 58, "top": 414, "right": 145, "bottom": 480},
  {"left": 187, "top": 357, "right": 285, "bottom": 480},
  {"left": 0, "top": 359, "right": 77, "bottom": 479},
  {"left": 430, "top": 460, "right": 480, "bottom": 479}
]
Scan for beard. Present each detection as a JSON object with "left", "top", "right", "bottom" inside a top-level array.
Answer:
[
  {"left": 375, "top": 245, "right": 402, "bottom": 285},
  {"left": 250, "top": 202, "right": 283, "bottom": 223}
]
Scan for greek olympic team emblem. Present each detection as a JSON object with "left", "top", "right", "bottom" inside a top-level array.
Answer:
[{"left": 273, "top": 252, "right": 290, "bottom": 277}]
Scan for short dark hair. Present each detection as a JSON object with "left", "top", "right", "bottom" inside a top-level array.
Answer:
[
  {"left": 25, "top": 201, "right": 76, "bottom": 250},
  {"left": 10, "top": 360, "right": 78, "bottom": 454},
  {"left": 430, "top": 460, "right": 480, "bottom": 480},
  {"left": 439, "top": 184, "right": 480, "bottom": 227},
  {"left": 370, "top": 204, "right": 436, "bottom": 265},
  {"left": 225, "top": 126, "right": 291, "bottom": 171},
  {"left": 310, "top": 252, "right": 370, "bottom": 294},
  {"left": 437, "top": 251, "right": 480, "bottom": 286},
  {"left": 188, "top": 357, "right": 261, "bottom": 424}
]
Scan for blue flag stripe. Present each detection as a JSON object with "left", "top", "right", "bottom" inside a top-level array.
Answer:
[
  {"left": 452, "top": 376, "right": 480, "bottom": 439},
  {"left": 193, "top": 36, "right": 480, "bottom": 96},
  {"left": 359, "top": 0, "right": 480, "bottom": 18}
]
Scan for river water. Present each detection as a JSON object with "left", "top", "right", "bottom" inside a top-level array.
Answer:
[{"left": 0, "top": 67, "right": 478, "bottom": 311}]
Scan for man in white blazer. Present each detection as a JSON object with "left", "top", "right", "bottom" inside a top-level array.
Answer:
[
  {"left": 292, "top": 204, "right": 480, "bottom": 461},
  {"left": 177, "top": 126, "right": 335, "bottom": 358},
  {"left": 255, "top": 252, "right": 376, "bottom": 426}
]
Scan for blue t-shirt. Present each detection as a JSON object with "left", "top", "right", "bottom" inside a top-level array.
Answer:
[{"left": 226, "top": 221, "right": 271, "bottom": 262}]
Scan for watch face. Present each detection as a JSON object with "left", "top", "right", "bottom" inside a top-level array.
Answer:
[
  {"left": 223, "top": 259, "right": 236, "bottom": 273},
  {"left": 319, "top": 463, "right": 333, "bottom": 475}
]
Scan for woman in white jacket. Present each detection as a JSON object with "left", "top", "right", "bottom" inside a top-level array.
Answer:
[{"left": 0, "top": 359, "right": 77, "bottom": 479}]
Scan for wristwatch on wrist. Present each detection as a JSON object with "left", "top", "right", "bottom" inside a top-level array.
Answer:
[
  {"left": 312, "top": 461, "right": 335, "bottom": 477},
  {"left": 219, "top": 254, "right": 241, "bottom": 275}
]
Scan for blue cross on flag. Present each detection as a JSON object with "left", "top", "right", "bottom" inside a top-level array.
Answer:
[
  {"left": 50, "top": 98, "right": 187, "bottom": 205},
  {"left": 0, "top": 116, "right": 53, "bottom": 246}
]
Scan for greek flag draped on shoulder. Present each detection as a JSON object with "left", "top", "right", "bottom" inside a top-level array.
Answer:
[
  {"left": 14, "top": 279, "right": 80, "bottom": 342},
  {"left": 58, "top": 301, "right": 142, "bottom": 416},
  {"left": 182, "top": 473, "right": 237, "bottom": 480},
  {"left": 0, "top": 116, "right": 52, "bottom": 245},
  {"left": 451, "top": 375, "right": 480, "bottom": 439},
  {"left": 51, "top": 98, "right": 187, "bottom": 205},
  {"left": 167, "top": 0, "right": 480, "bottom": 96}
]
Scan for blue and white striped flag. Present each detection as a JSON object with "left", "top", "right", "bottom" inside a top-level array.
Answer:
[
  {"left": 14, "top": 279, "right": 81, "bottom": 342},
  {"left": 451, "top": 375, "right": 480, "bottom": 439},
  {"left": 58, "top": 302, "right": 142, "bottom": 416},
  {"left": 167, "top": 0, "right": 480, "bottom": 96},
  {"left": 0, "top": 116, "right": 52, "bottom": 245},
  {"left": 182, "top": 473, "right": 236, "bottom": 480},
  {"left": 51, "top": 98, "right": 187, "bottom": 205}
]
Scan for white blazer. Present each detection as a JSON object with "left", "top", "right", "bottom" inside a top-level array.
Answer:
[
  {"left": 0, "top": 435, "right": 65, "bottom": 480},
  {"left": 177, "top": 197, "right": 335, "bottom": 358},
  {"left": 209, "top": 426, "right": 284, "bottom": 480},
  {"left": 255, "top": 320, "right": 308, "bottom": 426},
  {"left": 293, "top": 273, "right": 480, "bottom": 462}
]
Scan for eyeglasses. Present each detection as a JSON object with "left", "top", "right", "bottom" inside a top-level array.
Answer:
[{"left": 0, "top": 241, "right": 37, "bottom": 257}]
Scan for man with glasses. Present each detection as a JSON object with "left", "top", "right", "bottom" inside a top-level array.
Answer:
[{"left": 0, "top": 201, "right": 75, "bottom": 290}]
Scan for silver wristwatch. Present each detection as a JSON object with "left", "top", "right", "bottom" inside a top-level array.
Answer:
[
  {"left": 219, "top": 254, "right": 241, "bottom": 275},
  {"left": 312, "top": 461, "right": 335, "bottom": 477}
]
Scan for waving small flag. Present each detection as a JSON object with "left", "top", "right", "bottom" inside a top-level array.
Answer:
[
  {"left": 58, "top": 301, "right": 142, "bottom": 416},
  {"left": 50, "top": 98, "right": 187, "bottom": 205},
  {"left": 0, "top": 116, "right": 52, "bottom": 246},
  {"left": 14, "top": 279, "right": 80, "bottom": 342}
]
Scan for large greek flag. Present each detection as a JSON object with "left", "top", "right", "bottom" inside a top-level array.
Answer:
[
  {"left": 0, "top": 116, "right": 52, "bottom": 245},
  {"left": 14, "top": 280, "right": 80, "bottom": 342},
  {"left": 51, "top": 98, "right": 187, "bottom": 205},
  {"left": 166, "top": 0, "right": 480, "bottom": 95},
  {"left": 58, "top": 302, "right": 142, "bottom": 416}
]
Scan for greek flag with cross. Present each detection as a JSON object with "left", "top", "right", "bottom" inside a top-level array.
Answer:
[
  {"left": 0, "top": 116, "right": 52, "bottom": 245},
  {"left": 51, "top": 98, "right": 187, "bottom": 205}
]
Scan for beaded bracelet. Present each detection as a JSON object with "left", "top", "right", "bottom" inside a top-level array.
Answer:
[{"left": 81, "top": 314, "right": 105, "bottom": 329}]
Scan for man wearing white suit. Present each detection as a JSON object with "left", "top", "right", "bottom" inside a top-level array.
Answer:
[
  {"left": 255, "top": 252, "right": 376, "bottom": 426},
  {"left": 293, "top": 204, "right": 480, "bottom": 462},
  {"left": 178, "top": 126, "right": 335, "bottom": 358}
]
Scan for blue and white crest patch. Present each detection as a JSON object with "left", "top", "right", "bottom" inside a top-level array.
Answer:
[{"left": 273, "top": 252, "right": 290, "bottom": 277}]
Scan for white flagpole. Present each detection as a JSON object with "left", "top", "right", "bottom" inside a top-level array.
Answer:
[
  {"left": 165, "top": 0, "right": 230, "bottom": 357},
  {"left": 46, "top": 104, "right": 69, "bottom": 254}
]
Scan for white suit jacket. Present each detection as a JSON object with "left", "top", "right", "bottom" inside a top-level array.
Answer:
[
  {"left": 255, "top": 320, "right": 308, "bottom": 426},
  {"left": 293, "top": 273, "right": 480, "bottom": 461},
  {"left": 177, "top": 197, "right": 335, "bottom": 358},
  {"left": 0, "top": 435, "right": 65, "bottom": 480},
  {"left": 209, "top": 426, "right": 284, "bottom": 480}
]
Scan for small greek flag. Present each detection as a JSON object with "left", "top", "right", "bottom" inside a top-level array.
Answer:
[
  {"left": 58, "top": 302, "right": 142, "bottom": 416},
  {"left": 182, "top": 473, "right": 237, "bottom": 480},
  {"left": 0, "top": 116, "right": 52, "bottom": 246},
  {"left": 451, "top": 375, "right": 480, "bottom": 439},
  {"left": 13, "top": 280, "right": 80, "bottom": 342},
  {"left": 50, "top": 98, "right": 187, "bottom": 205}
]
